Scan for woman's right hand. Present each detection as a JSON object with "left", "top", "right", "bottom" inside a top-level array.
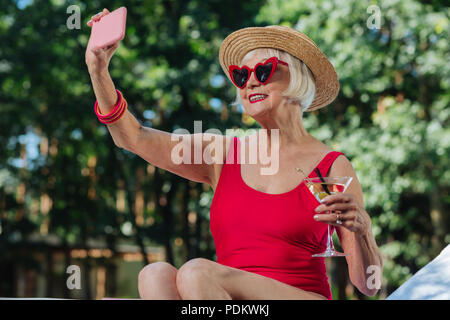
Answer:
[{"left": 85, "top": 8, "right": 120, "bottom": 75}]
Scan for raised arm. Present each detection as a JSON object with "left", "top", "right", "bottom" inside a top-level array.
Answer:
[
  {"left": 85, "top": 9, "right": 229, "bottom": 186},
  {"left": 86, "top": 9, "right": 140, "bottom": 150}
]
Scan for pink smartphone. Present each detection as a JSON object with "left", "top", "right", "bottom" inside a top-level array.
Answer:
[{"left": 90, "top": 7, "right": 127, "bottom": 50}]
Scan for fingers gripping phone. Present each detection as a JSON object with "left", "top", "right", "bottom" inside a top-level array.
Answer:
[{"left": 89, "top": 7, "right": 127, "bottom": 50}]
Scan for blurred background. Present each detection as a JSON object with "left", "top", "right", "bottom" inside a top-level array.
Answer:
[{"left": 0, "top": 0, "right": 448, "bottom": 299}]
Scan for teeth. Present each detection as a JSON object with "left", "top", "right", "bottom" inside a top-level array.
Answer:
[{"left": 249, "top": 94, "right": 267, "bottom": 102}]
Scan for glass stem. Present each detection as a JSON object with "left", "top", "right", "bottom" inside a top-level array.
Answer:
[
  {"left": 327, "top": 224, "right": 333, "bottom": 251},
  {"left": 327, "top": 210, "right": 334, "bottom": 252}
]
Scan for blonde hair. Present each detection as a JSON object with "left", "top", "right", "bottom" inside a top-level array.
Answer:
[{"left": 232, "top": 48, "right": 316, "bottom": 112}]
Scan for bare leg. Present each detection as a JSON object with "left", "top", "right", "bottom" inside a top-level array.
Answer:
[
  {"left": 176, "top": 258, "right": 326, "bottom": 300},
  {"left": 177, "top": 259, "right": 232, "bottom": 300},
  {"left": 138, "top": 262, "right": 181, "bottom": 300}
]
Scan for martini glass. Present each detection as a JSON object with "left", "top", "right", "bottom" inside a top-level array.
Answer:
[{"left": 304, "top": 176, "right": 353, "bottom": 257}]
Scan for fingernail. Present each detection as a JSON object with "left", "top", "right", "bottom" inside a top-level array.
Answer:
[
  {"left": 315, "top": 205, "right": 323, "bottom": 212},
  {"left": 313, "top": 215, "right": 319, "bottom": 220}
]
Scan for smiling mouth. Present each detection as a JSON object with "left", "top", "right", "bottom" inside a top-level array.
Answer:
[{"left": 249, "top": 94, "right": 268, "bottom": 103}]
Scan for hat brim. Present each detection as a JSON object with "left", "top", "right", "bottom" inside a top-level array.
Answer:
[{"left": 219, "top": 26, "right": 339, "bottom": 112}]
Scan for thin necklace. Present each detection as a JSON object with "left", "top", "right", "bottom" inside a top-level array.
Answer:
[
  {"left": 294, "top": 166, "right": 308, "bottom": 177},
  {"left": 295, "top": 167, "right": 312, "bottom": 184}
]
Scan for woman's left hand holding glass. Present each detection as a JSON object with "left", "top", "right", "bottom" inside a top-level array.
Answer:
[{"left": 313, "top": 193, "right": 372, "bottom": 236}]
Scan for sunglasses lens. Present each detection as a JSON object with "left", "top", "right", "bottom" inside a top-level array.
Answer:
[
  {"left": 232, "top": 69, "right": 249, "bottom": 88},
  {"left": 255, "top": 62, "right": 273, "bottom": 83}
]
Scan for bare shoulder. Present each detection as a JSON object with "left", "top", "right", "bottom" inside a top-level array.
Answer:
[
  {"left": 304, "top": 136, "right": 333, "bottom": 156},
  {"left": 328, "top": 154, "right": 355, "bottom": 176},
  {"left": 299, "top": 139, "right": 333, "bottom": 172},
  {"left": 329, "top": 154, "right": 365, "bottom": 205}
]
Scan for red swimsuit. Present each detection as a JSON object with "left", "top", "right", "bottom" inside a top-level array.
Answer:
[{"left": 210, "top": 136, "right": 344, "bottom": 299}]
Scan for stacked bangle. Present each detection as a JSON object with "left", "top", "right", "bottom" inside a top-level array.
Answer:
[{"left": 94, "top": 89, "right": 128, "bottom": 125}]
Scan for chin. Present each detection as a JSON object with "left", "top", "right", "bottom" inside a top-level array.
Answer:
[
  {"left": 244, "top": 101, "right": 271, "bottom": 115},
  {"left": 243, "top": 100, "right": 271, "bottom": 117},
  {"left": 243, "top": 107, "right": 262, "bottom": 119}
]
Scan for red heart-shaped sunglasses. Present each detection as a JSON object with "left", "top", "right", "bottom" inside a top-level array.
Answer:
[{"left": 228, "top": 57, "right": 289, "bottom": 89}]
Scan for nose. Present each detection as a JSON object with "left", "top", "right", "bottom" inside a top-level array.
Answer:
[{"left": 246, "top": 70, "right": 261, "bottom": 89}]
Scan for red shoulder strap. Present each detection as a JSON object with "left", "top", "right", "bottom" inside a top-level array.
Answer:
[
  {"left": 234, "top": 137, "right": 239, "bottom": 164},
  {"left": 308, "top": 151, "right": 345, "bottom": 178},
  {"left": 224, "top": 136, "right": 239, "bottom": 164}
]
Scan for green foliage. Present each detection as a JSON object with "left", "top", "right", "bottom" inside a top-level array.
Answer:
[{"left": 0, "top": 0, "right": 448, "bottom": 298}]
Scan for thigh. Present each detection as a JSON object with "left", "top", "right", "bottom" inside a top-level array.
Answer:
[{"left": 181, "top": 258, "right": 326, "bottom": 300}]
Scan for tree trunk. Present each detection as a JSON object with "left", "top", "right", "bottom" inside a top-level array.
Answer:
[
  {"left": 181, "top": 181, "right": 192, "bottom": 260},
  {"left": 45, "top": 249, "right": 53, "bottom": 297},
  {"left": 195, "top": 184, "right": 203, "bottom": 258},
  {"left": 162, "top": 177, "right": 177, "bottom": 264},
  {"left": 62, "top": 240, "right": 71, "bottom": 299},
  {"left": 81, "top": 236, "right": 92, "bottom": 300},
  {"left": 153, "top": 168, "right": 175, "bottom": 265},
  {"left": 195, "top": 210, "right": 202, "bottom": 258},
  {"left": 430, "top": 185, "right": 445, "bottom": 257},
  {"left": 336, "top": 257, "right": 348, "bottom": 300},
  {"left": 115, "top": 148, "right": 150, "bottom": 266}
]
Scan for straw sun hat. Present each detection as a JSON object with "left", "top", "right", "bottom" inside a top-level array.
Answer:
[{"left": 219, "top": 25, "right": 340, "bottom": 111}]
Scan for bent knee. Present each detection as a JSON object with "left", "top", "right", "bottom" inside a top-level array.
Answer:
[
  {"left": 138, "top": 261, "right": 178, "bottom": 284},
  {"left": 177, "top": 258, "right": 211, "bottom": 280},
  {"left": 138, "top": 262, "right": 179, "bottom": 300},
  {"left": 176, "top": 258, "right": 217, "bottom": 296}
]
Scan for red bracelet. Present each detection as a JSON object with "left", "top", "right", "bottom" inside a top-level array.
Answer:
[
  {"left": 95, "top": 98, "right": 126, "bottom": 122},
  {"left": 95, "top": 89, "right": 123, "bottom": 119},
  {"left": 94, "top": 89, "right": 127, "bottom": 124},
  {"left": 98, "top": 99, "right": 128, "bottom": 124}
]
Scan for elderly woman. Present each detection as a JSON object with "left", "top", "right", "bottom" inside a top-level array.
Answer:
[{"left": 86, "top": 9, "right": 382, "bottom": 300}]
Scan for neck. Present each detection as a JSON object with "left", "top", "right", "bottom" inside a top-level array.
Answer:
[{"left": 256, "top": 100, "right": 312, "bottom": 151}]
